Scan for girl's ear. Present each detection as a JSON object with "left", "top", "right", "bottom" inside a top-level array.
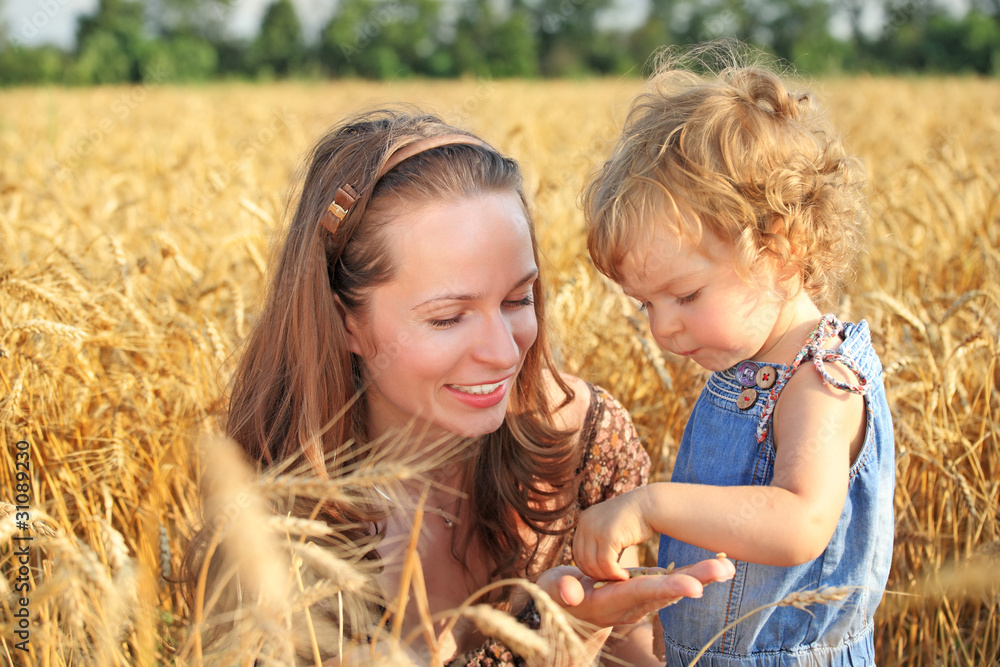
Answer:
[
  {"left": 762, "top": 215, "right": 803, "bottom": 298},
  {"left": 333, "top": 294, "right": 366, "bottom": 356}
]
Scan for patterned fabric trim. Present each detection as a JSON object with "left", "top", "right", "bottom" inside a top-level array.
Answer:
[{"left": 756, "top": 314, "right": 869, "bottom": 444}]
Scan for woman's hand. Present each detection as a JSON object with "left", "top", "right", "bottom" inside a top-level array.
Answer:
[{"left": 534, "top": 557, "right": 735, "bottom": 629}]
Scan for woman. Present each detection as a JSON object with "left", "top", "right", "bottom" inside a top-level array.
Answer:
[{"left": 220, "top": 108, "right": 734, "bottom": 665}]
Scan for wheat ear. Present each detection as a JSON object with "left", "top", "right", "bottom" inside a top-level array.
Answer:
[{"left": 686, "top": 586, "right": 854, "bottom": 666}]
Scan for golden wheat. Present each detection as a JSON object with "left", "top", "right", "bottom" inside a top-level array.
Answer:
[
  {"left": 461, "top": 604, "right": 550, "bottom": 662},
  {"left": 0, "top": 77, "right": 997, "bottom": 665}
]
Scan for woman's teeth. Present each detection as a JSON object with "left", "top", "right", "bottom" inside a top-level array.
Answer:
[{"left": 449, "top": 380, "right": 504, "bottom": 395}]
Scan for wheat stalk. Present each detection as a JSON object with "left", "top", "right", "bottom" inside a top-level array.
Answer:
[
  {"left": 686, "top": 586, "right": 855, "bottom": 666},
  {"left": 0, "top": 368, "right": 25, "bottom": 422},
  {"left": 1, "top": 277, "right": 71, "bottom": 318},
  {"left": 461, "top": 604, "right": 551, "bottom": 661},
  {"left": 5, "top": 319, "right": 87, "bottom": 342}
]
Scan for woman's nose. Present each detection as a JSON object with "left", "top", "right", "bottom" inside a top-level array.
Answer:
[{"left": 474, "top": 312, "right": 521, "bottom": 368}]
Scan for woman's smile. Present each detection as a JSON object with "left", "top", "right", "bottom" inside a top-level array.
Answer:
[
  {"left": 444, "top": 376, "right": 510, "bottom": 407},
  {"left": 446, "top": 377, "right": 508, "bottom": 395}
]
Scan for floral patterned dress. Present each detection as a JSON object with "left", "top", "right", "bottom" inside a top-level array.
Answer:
[{"left": 447, "top": 383, "right": 651, "bottom": 666}]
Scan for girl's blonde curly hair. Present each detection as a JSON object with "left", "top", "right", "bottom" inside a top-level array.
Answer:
[{"left": 584, "top": 43, "right": 868, "bottom": 307}]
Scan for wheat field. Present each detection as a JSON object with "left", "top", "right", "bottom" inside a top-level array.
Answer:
[{"left": 0, "top": 76, "right": 997, "bottom": 665}]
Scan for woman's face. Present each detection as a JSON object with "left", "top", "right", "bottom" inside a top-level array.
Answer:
[{"left": 345, "top": 191, "right": 539, "bottom": 442}]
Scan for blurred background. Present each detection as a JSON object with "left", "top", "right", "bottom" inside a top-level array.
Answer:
[{"left": 2, "top": 0, "right": 1000, "bottom": 85}]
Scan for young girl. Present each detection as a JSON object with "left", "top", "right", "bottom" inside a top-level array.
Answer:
[{"left": 574, "top": 53, "right": 895, "bottom": 665}]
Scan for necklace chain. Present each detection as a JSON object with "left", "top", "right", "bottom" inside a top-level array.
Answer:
[{"left": 373, "top": 484, "right": 458, "bottom": 528}]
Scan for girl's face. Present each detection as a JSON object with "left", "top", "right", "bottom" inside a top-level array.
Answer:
[
  {"left": 345, "top": 191, "right": 539, "bottom": 442},
  {"left": 618, "top": 221, "right": 790, "bottom": 372}
]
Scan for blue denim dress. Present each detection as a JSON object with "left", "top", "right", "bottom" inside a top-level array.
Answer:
[{"left": 658, "top": 319, "right": 895, "bottom": 666}]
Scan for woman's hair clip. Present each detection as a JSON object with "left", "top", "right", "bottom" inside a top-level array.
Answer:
[
  {"left": 329, "top": 184, "right": 359, "bottom": 221},
  {"left": 319, "top": 133, "right": 488, "bottom": 237}
]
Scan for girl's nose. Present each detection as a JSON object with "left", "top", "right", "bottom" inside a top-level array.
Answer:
[{"left": 649, "top": 307, "right": 683, "bottom": 342}]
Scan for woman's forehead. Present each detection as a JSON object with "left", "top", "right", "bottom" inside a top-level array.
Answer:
[{"left": 378, "top": 192, "right": 537, "bottom": 302}]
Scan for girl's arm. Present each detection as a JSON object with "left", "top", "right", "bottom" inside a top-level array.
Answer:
[{"left": 573, "top": 361, "right": 866, "bottom": 581}]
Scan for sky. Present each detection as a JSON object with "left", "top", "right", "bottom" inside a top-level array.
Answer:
[
  {"left": 1, "top": 0, "right": 973, "bottom": 50},
  {"left": 3, "top": 0, "right": 342, "bottom": 46}
]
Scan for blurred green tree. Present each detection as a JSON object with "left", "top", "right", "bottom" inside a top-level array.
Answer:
[
  {"left": 3, "top": 0, "right": 1000, "bottom": 85},
  {"left": 319, "top": 0, "right": 445, "bottom": 78},
  {"left": 72, "top": 0, "right": 150, "bottom": 83},
  {"left": 0, "top": 45, "right": 65, "bottom": 85},
  {"left": 250, "top": 0, "right": 306, "bottom": 77},
  {"left": 145, "top": 33, "right": 219, "bottom": 82},
  {"left": 452, "top": 0, "right": 537, "bottom": 77}
]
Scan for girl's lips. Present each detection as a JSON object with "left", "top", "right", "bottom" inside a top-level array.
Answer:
[{"left": 445, "top": 377, "right": 510, "bottom": 408}]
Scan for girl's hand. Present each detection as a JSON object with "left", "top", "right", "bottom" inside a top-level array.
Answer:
[
  {"left": 534, "top": 557, "right": 735, "bottom": 629},
  {"left": 572, "top": 488, "right": 655, "bottom": 581}
]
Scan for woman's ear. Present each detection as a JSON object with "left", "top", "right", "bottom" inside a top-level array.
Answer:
[{"left": 333, "top": 294, "right": 366, "bottom": 356}]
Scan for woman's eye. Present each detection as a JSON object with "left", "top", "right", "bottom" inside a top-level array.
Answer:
[
  {"left": 677, "top": 289, "right": 701, "bottom": 305},
  {"left": 637, "top": 302, "right": 648, "bottom": 312},
  {"left": 430, "top": 295, "right": 532, "bottom": 327},
  {"left": 429, "top": 315, "right": 462, "bottom": 328},
  {"left": 502, "top": 295, "right": 534, "bottom": 309}
]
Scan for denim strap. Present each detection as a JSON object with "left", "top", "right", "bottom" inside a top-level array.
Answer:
[{"left": 756, "top": 314, "right": 869, "bottom": 444}]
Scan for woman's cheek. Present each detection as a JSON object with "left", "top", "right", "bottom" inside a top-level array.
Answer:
[{"left": 514, "top": 309, "right": 539, "bottom": 352}]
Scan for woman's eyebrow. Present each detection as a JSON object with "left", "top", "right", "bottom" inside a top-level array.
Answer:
[
  {"left": 511, "top": 268, "right": 539, "bottom": 289},
  {"left": 413, "top": 269, "right": 538, "bottom": 310}
]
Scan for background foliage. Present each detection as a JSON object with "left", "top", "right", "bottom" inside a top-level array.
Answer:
[{"left": 4, "top": 0, "right": 1000, "bottom": 85}]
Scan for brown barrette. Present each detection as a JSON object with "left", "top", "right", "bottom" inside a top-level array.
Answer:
[
  {"left": 319, "top": 133, "right": 490, "bottom": 237},
  {"left": 328, "top": 183, "right": 359, "bottom": 221}
]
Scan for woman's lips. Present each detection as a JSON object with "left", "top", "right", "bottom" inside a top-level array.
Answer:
[{"left": 445, "top": 377, "right": 510, "bottom": 408}]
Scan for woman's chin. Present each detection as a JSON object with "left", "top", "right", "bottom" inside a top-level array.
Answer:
[{"left": 444, "top": 409, "right": 508, "bottom": 440}]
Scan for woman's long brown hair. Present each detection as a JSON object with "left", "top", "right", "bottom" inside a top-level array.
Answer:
[{"left": 225, "top": 108, "right": 582, "bottom": 585}]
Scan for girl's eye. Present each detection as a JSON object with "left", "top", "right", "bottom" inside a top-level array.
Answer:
[
  {"left": 627, "top": 296, "right": 647, "bottom": 312},
  {"left": 502, "top": 295, "right": 534, "bottom": 309},
  {"left": 677, "top": 289, "right": 701, "bottom": 305}
]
